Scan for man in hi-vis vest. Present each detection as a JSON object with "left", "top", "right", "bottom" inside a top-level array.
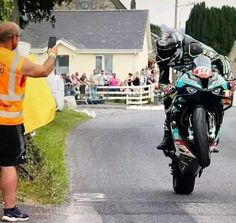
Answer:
[{"left": 0, "top": 22, "right": 57, "bottom": 222}]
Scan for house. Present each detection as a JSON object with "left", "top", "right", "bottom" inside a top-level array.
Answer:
[
  {"left": 21, "top": 10, "right": 152, "bottom": 80},
  {"left": 228, "top": 41, "right": 236, "bottom": 78},
  {"left": 54, "top": 0, "right": 126, "bottom": 10}
]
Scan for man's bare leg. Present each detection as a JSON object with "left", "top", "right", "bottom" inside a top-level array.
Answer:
[{"left": 0, "top": 166, "right": 17, "bottom": 209}]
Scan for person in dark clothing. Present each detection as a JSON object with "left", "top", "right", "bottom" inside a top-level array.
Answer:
[
  {"left": 132, "top": 73, "right": 140, "bottom": 86},
  {"left": 156, "top": 29, "right": 234, "bottom": 152},
  {"left": 79, "top": 73, "right": 89, "bottom": 100}
]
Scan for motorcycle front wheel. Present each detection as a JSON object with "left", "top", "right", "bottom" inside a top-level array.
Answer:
[
  {"left": 172, "top": 161, "right": 195, "bottom": 194},
  {"left": 192, "top": 106, "right": 211, "bottom": 168}
]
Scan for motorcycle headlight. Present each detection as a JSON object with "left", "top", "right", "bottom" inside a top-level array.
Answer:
[
  {"left": 212, "top": 87, "right": 221, "bottom": 95},
  {"left": 186, "top": 87, "right": 197, "bottom": 94}
]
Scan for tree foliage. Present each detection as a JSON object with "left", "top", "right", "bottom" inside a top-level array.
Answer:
[
  {"left": 0, "top": 0, "right": 13, "bottom": 22},
  {"left": 186, "top": 2, "right": 236, "bottom": 55},
  {"left": 150, "top": 24, "right": 161, "bottom": 36},
  {"left": 8, "top": 0, "right": 72, "bottom": 28}
]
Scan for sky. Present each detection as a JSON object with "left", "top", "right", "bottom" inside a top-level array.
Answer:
[{"left": 120, "top": 0, "right": 236, "bottom": 29}]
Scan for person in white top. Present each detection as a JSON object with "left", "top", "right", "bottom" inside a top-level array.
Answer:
[{"left": 89, "top": 69, "right": 99, "bottom": 99}]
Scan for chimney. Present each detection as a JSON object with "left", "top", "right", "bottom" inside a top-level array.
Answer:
[{"left": 131, "top": 0, "right": 136, "bottom": 9}]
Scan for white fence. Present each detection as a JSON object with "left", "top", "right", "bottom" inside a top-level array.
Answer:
[{"left": 96, "top": 84, "right": 157, "bottom": 105}]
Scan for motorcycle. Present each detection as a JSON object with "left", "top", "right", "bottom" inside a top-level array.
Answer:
[{"left": 164, "top": 55, "right": 233, "bottom": 194}]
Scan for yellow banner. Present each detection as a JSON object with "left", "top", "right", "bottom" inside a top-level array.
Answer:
[{"left": 23, "top": 55, "right": 56, "bottom": 133}]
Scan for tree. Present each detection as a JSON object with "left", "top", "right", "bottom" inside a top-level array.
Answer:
[
  {"left": 0, "top": 0, "right": 13, "bottom": 22},
  {"left": 10, "top": 0, "right": 72, "bottom": 28},
  {"left": 150, "top": 24, "right": 161, "bottom": 36},
  {"left": 186, "top": 3, "right": 236, "bottom": 55}
]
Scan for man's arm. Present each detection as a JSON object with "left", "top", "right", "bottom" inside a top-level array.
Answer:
[{"left": 21, "top": 46, "right": 58, "bottom": 78}]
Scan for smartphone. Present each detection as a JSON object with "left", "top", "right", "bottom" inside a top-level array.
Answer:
[{"left": 48, "top": 36, "right": 57, "bottom": 49}]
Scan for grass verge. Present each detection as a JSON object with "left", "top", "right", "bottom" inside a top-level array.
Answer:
[{"left": 18, "top": 109, "right": 89, "bottom": 204}]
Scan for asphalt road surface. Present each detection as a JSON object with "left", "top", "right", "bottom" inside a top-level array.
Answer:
[{"left": 20, "top": 107, "right": 236, "bottom": 223}]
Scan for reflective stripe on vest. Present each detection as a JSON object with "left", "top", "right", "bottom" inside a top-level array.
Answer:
[
  {"left": 0, "top": 54, "right": 24, "bottom": 101},
  {"left": 0, "top": 110, "right": 23, "bottom": 118},
  {"left": 0, "top": 52, "right": 25, "bottom": 124}
]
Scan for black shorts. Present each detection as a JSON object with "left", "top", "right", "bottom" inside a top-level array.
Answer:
[
  {"left": 80, "top": 85, "right": 86, "bottom": 94},
  {"left": 0, "top": 124, "right": 26, "bottom": 166}
]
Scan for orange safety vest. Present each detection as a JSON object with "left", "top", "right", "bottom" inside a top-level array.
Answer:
[{"left": 0, "top": 47, "right": 26, "bottom": 125}]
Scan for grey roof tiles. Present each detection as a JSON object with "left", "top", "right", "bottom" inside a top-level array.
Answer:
[{"left": 21, "top": 10, "right": 148, "bottom": 50}]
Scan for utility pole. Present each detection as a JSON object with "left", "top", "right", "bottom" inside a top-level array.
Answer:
[
  {"left": 174, "top": 0, "right": 178, "bottom": 29},
  {"left": 171, "top": 0, "right": 178, "bottom": 84}
]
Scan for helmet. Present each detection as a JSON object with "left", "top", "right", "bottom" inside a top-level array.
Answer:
[{"left": 156, "top": 30, "right": 183, "bottom": 63}]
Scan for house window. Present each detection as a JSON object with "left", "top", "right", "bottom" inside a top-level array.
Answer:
[
  {"left": 96, "top": 55, "right": 113, "bottom": 73},
  {"left": 56, "top": 55, "right": 69, "bottom": 75}
]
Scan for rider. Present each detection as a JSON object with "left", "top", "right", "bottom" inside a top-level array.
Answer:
[{"left": 156, "top": 29, "right": 234, "bottom": 152}]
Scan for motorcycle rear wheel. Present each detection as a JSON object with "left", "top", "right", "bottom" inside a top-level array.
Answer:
[
  {"left": 172, "top": 161, "right": 195, "bottom": 194},
  {"left": 192, "top": 106, "right": 211, "bottom": 168}
]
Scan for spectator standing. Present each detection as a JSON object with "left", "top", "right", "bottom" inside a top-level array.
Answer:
[
  {"left": 147, "top": 73, "right": 155, "bottom": 85},
  {"left": 125, "top": 73, "right": 134, "bottom": 86},
  {"left": 89, "top": 69, "right": 98, "bottom": 99},
  {"left": 70, "top": 74, "right": 79, "bottom": 97},
  {"left": 79, "top": 73, "right": 89, "bottom": 100},
  {"left": 133, "top": 72, "right": 140, "bottom": 86},
  {"left": 98, "top": 70, "right": 106, "bottom": 86},
  {"left": 108, "top": 73, "right": 120, "bottom": 86},
  {"left": 140, "top": 68, "right": 148, "bottom": 86},
  {"left": 62, "top": 73, "right": 73, "bottom": 96},
  {"left": 75, "top": 72, "right": 80, "bottom": 82},
  {"left": 98, "top": 70, "right": 107, "bottom": 98},
  {"left": 0, "top": 21, "right": 57, "bottom": 222}
]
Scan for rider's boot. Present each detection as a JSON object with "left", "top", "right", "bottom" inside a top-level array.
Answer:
[
  {"left": 157, "top": 119, "right": 174, "bottom": 151},
  {"left": 157, "top": 95, "right": 174, "bottom": 152}
]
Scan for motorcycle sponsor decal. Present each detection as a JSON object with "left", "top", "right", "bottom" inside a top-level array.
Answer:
[
  {"left": 174, "top": 139, "right": 196, "bottom": 158},
  {"left": 177, "top": 74, "right": 202, "bottom": 89},
  {"left": 193, "top": 66, "right": 213, "bottom": 78}
]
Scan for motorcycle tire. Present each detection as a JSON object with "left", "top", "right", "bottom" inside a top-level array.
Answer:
[
  {"left": 192, "top": 106, "right": 211, "bottom": 168},
  {"left": 172, "top": 161, "right": 195, "bottom": 194}
]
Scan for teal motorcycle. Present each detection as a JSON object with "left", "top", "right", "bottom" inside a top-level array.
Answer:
[{"left": 166, "top": 55, "right": 233, "bottom": 194}]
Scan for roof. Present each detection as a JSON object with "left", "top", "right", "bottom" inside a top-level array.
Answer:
[{"left": 21, "top": 10, "right": 149, "bottom": 51}]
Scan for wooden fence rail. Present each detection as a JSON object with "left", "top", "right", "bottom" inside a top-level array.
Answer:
[{"left": 96, "top": 84, "right": 156, "bottom": 105}]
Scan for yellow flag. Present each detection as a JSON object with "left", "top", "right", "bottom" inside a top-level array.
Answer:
[{"left": 23, "top": 55, "right": 56, "bottom": 133}]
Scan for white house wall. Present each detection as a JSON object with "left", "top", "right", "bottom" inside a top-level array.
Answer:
[
  {"left": 137, "top": 30, "right": 149, "bottom": 72},
  {"left": 30, "top": 41, "right": 149, "bottom": 81},
  {"left": 113, "top": 54, "right": 135, "bottom": 80}
]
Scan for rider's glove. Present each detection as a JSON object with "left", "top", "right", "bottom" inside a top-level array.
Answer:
[{"left": 160, "top": 84, "right": 176, "bottom": 96}]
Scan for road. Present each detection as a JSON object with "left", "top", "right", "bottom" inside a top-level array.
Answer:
[{"left": 23, "top": 107, "right": 236, "bottom": 222}]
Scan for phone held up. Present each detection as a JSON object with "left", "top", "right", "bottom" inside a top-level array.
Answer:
[{"left": 48, "top": 36, "right": 57, "bottom": 49}]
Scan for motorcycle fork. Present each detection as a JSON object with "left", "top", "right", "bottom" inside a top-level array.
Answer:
[{"left": 208, "top": 112, "right": 216, "bottom": 142}]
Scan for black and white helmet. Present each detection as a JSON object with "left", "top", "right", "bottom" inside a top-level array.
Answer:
[{"left": 156, "top": 30, "right": 183, "bottom": 64}]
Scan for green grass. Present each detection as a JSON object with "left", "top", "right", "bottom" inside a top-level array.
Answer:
[{"left": 18, "top": 109, "right": 89, "bottom": 204}]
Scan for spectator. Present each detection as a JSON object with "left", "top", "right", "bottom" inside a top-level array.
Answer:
[
  {"left": 98, "top": 70, "right": 107, "bottom": 98},
  {"left": 98, "top": 69, "right": 106, "bottom": 86},
  {"left": 70, "top": 74, "right": 79, "bottom": 97},
  {"left": 0, "top": 21, "right": 57, "bottom": 222},
  {"left": 125, "top": 73, "right": 134, "bottom": 86},
  {"left": 119, "top": 81, "right": 127, "bottom": 92},
  {"left": 79, "top": 73, "right": 89, "bottom": 100},
  {"left": 75, "top": 72, "right": 80, "bottom": 82},
  {"left": 89, "top": 69, "right": 99, "bottom": 99},
  {"left": 108, "top": 73, "right": 120, "bottom": 87},
  {"left": 147, "top": 73, "right": 155, "bottom": 85},
  {"left": 62, "top": 73, "right": 73, "bottom": 96},
  {"left": 133, "top": 72, "right": 140, "bottom": 86},
  {"left": 140, "top": 68, "right": 148, "bottom": 86}
]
